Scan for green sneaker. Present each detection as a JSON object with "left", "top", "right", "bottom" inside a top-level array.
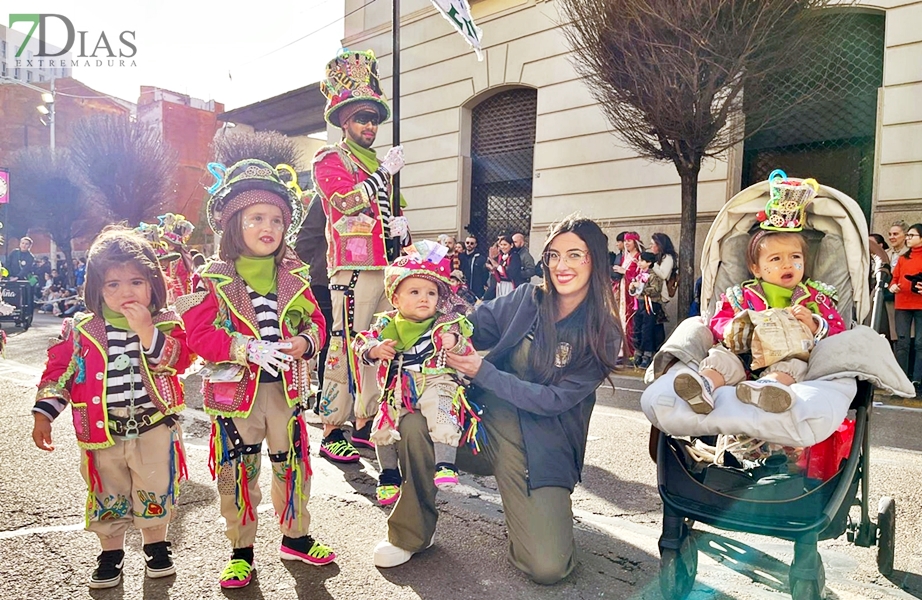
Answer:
[
  {"left": 320, "top": 429, "right": 360, "bottom": 463},
  {"left": 376, "top": 484, "right": 401, "bottom": 505},
  {"left": 434, "top": 464, "right": 459, "bottom": 489},
  {"left": 219, "top": 558, "right": 254, "bottom": 588}
]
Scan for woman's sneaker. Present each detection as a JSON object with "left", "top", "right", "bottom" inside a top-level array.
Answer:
[
  {"left": 143, "top": 541, "right": 175, "bottom": 578},
  {"left": 319, "top": 428, "right": 360, "bottom": 463},
  {"left": 279, "top": 535, "right": 336, "bottom": 565},
  {"left": 219, "top": 558, "right": 254, "bottom": 588},
  {"left": 736, "top": 379, "right": 794, "bottom": 413},
  {"left": 89, "top": 549, "right": 124, "bottom": 589},
  {"left": 673, "top": 368, "right": 715, "bottom": 414},
  {"left": 434, "top": 464, "right": 459, "bottom": 490}
]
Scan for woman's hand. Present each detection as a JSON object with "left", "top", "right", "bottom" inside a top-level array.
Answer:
[
  {"left": 889, "top": 283, "right": 901, "bottom": 294},
  {"left": 788, "top": 305, "right": 818, "bottom": 333},
  {"left": 445, "top": 350, "right": 483, "bottom": 378},
  {"left": 612, "top": 265, "right": 625, "bottom": 275}
]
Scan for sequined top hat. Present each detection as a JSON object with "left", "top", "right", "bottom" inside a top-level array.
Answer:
[
  {"left": 321, "top": 49, "right": 391, "bottom": 128},
  {"left": 384, "top": 240, "right": 469, "bottom": 315},
  {"left": 158, "top": 213, "right": 194, "bottom": 246},
  {"left": 205, "top": 159, "right": 304, "bottom": 238},
  {"left": 757, "top": 169, "right": 819, "bottom": 232}
]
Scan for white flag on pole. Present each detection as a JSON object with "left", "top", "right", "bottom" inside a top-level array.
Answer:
[{"left": 430, "top": 0, "right": 484, "bottom": 61}]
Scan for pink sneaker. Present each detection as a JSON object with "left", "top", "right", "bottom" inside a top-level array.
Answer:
[{"left": 433, "top": 465, "right": 459, "bottom": 490}]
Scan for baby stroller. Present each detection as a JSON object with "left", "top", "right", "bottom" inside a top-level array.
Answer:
[{"left": 640, "top": 178, "right": 911, "bottom": 600}]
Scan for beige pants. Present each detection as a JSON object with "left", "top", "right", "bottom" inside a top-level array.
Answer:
[
  {"left": 217, "top": 382, "right": 312, "bottom": 548},
  {"left": 371, "top": 373, "right": 463, "bottom": 447},
  {"left": 702, "top": 345, "right": 809, "bottom": 385},
  {"left": 81, "top": 422, "right": 182, "bottom": 542},
  {"left": 320, "top": 269, "right": 390, "bottom": 426}
]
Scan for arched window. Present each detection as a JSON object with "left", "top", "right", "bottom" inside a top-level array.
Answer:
[
  {"left": 468, "top": 88, "right": 538, "bottom": 245},
  {"left": 742, "top": 11, "right": 884, "bottom": 219}
]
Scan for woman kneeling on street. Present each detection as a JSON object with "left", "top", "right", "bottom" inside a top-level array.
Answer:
[{"left": 373, "top": 214, "right": 621, "bottom": 584}]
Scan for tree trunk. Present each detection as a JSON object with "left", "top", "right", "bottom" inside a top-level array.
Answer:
[{"left": 677, "top": 164, "right": 700, "bottom": 318}]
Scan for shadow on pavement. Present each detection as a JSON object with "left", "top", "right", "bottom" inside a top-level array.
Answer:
[
  {"left": 281, "top": 560, "right": 340, "bottom": 600},
  {"left": 887, "top": 570, "right": 922, "bottom": 599},
  {"left": 578, "top": 463, "right": 660, "bottom": 514}
]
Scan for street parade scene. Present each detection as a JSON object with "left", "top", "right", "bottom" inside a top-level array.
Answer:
[{"left": 1, "top": 1, "right": 922, "bottom": 599}]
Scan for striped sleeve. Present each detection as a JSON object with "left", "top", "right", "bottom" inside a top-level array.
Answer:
[
  {"left": 143, "top": 328, "right": 166, "bottom": 365},
  {"left": 33, "top": 398, "right": 68, "bottom": 421}
]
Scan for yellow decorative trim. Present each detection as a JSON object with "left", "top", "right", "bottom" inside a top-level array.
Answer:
[
  {"left": 230, "top": 333, "right": 249, "bottom": 365},
  {"left": 36, "top": 384, "right": 70, "bottom": 404}
]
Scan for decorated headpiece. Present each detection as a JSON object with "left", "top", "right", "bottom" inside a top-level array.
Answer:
[
  {"left": 134, "top": 221, "right": 178, "bottom": 261},
  {"left": 158, "top": 213, "right": 194, "bottom": 246},
  {"left": 320, "top": 49, "right": 390, "bottom": 128},
  {"left": 384, "top": 240, "right": 470, "bottom": 315},
  {"left": 623, "top": 232, "right": 640, "bottom": 241},
  {"left": 756, "top": 169, "right": 819, "bottom": 232},
  {"left": 205, "top": 158, "right": 304, "bottom": 240}
]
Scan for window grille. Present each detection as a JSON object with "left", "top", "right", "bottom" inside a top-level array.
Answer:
[{"left": 468, "top": 88, "right": 538, "bottom": 245}]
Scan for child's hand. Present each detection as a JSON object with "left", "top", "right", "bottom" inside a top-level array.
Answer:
[
  {"left": 32, "top": 414, "right": 54, "bottom": 451},
  {"left": 440, "top": 332, "right": 458, "bottom": 350},
  {"left": 121, "top": 301, "right": 155, "bottom": 346},
  {"left": 788, "top": 305, "right": 818, "bottom": 333},
  {"left": 369, "top": 339, "right": 398, "bottom": 361},
  {"left": 279, "top": 336, "right": 308, "bottom": 358}
]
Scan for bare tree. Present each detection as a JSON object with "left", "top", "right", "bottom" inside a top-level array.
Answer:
[
  {"left": 71, "top": 114, "right": 176, "bottom": 226},
  {"left": 9, "top": 146, "right": 102, "bottom": 286},
  {"left": 559, "top": 0, "right": 853, "bottom": 312}
]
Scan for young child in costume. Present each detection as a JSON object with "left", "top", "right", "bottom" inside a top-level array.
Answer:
[
  {"left": 353, "top": 242, "right": 482, "bottom": 505},
  {"left": 629, "top": 251, "right": 666, "bottom": 368},
  {"left": 31, "top": 227, "right": 192, "bottom": 589},
  {"left": 674, "top": 173, "right": 846, "bottom": 415},
  {"left": 176, "top": 157, "right": 333, "bottom": 588}
]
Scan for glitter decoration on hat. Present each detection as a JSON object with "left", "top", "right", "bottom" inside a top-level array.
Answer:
[
  {"left": 320, "top": 49, "right": 391, "bottom": 128},
  {"left": 205, "top": 158, "right": 305, "bottom": 243},
  {"left": 756, "top": 169, "right": 819, "bottom": 232},
  {"left": 158, "top": 213, "right": 195, "bottom": 246}
]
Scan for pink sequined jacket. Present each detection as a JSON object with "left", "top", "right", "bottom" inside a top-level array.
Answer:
[
  {"left": 710, "top": 279, "right": 847, "bottom": 344},
  {"left": 176, "top": 256, "right": 326, "bottom": 418},
  {"left": 35, "top": 311, "right": 190, "bottom": 450}
]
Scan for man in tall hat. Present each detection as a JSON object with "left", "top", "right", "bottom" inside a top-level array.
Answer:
[{"left": 312, "top": 49, "right": 411, "bottom": 463}]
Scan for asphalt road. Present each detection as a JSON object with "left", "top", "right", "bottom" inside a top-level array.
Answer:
[{"left": 2, "top": 314, "right": 921, "bottom": 600}]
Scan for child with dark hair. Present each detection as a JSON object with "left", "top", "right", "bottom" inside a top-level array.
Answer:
[
  {"left": 31, "top": 226, "right": 192, "bottom": 589},
  {"left": 629, "top": 251, "right": 666, "bottom": 368}
]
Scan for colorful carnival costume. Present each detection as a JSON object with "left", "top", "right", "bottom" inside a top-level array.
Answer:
[
  {"left": 176, "top": 157, "right": 332, "bottom": 588},
  {"left": 33, "top": 310, "right": 191, "bottom": 550},
  {"left": 313, "top": 49, "right": 412, "bottom": 462},
  {"left": 136, "top": 214, "right": 198, "bottom": 305},
  {"left": 352, "top": 244, "right": 483, "bottom": 504}
]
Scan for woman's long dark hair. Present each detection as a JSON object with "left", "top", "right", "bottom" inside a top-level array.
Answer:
[
  {"left": 530, "top": 215, "right": 621, "bottom": 384},
  {"left": 652, "top": 232, "right": 678, "bottom": 275}
]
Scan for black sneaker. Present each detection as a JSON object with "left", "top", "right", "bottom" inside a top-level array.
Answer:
[
  {"left": 143, "top": 541, "right": 176, "bottom": 578},
  {"left": 350, "top": 421, "right": 374, "bottom": 449},
  {"left": 89, "top": 549, "right": 125, "bottom": 589}
]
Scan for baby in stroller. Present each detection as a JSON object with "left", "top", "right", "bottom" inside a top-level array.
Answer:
[{"left": 672, "top": 174, "right": 847, "bottom": 416}]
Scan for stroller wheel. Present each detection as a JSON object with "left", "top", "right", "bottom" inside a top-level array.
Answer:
[
  {"left": 790, "top": 561, "right": 825, "bottom": 600},
  {"left": 659, "top": 535, "right": 697, "bottom": 600},
  {"left": 877, "top": 496, "right": 896, "bottom": 576}
]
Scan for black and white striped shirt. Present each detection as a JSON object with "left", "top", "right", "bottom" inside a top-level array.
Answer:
[
  {"left": 247, "top": 286, "right": 283, "bottom": 382},
  {"left": 361, "top": 168, "right": 392, "bottom": 238}
]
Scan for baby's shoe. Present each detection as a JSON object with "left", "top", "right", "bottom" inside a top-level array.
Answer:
[
  {"left": 736, "top": 379, "right": 794, "bottom": 413},
  {"left": 143, "top": 541, "right": 175, "bottom": 578},
  {"left": 434, "top": 463, "right": 459, "bottom": 490},
  {"left": 279, "top": 535, "right": 336, "bottom": 566},
  {"left": 673, "top": 368, "right": 715, "bottom": 414},
  {"left": 89, "top": 549, "right": 124, "bottom": 589}
]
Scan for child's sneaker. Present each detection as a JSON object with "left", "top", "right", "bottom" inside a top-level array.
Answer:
[
  {"left": 143, "top": 541, "right": 175, "bottom": 578},
  {"left": 673, "top": 368, "right": 715, "bottom": 414},
  {"left": 220, "top": 558, "right": 254, "bottom": 588},
  {"left": 89, "top": 549, "right": 124, "bottom": 589},
  {"left": 377, "top": 484, "right": 401, "bottom": 505},
  {"left": 279, "top": 535, "right": 337, "bottom": 565},
  {"left": 319, "top": 428, "right": 360, "bottom": 463},
  {"left": 434, "top": 463, "right": 459, "bottom": 489},
  {"left": 350, "top": 421, "right": 375, "bottom": 450},
  {"left": 736, "top": 379, "right": 794, "bottom": 413}
]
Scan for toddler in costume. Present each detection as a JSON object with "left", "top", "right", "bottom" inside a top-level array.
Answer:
[
  {"left": 353, "top": 241, "right": 483, "bottom": 505},
  {"left": 629, "top": 251, "right": 667, "bottom": 368},
  {"left": 31, "top": 227, "right": 192, "bottom": 589},
  {"left": 177, "top": 157, "right": 333, "bottom": 588},
  {"left": 674, "top": 173, "right": 846, "bottom": 415}
]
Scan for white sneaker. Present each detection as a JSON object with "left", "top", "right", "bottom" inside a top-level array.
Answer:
[
  {"left": 673, "top": 368, "right": 715, "bottom": 414},
  {"left": 373, "top": 534, "right": 435, "bottom": 568},
  {"left": 736, "top": 379, "right": 794, "bottom": 413}
]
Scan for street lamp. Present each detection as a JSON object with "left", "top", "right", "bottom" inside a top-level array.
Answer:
[{"left": 0, "top": 74, "right": 55, "bottom": 151}]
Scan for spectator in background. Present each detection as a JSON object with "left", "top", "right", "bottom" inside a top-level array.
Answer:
[
  {"left": 8, "top": 237, "right": 35, "bottom": 280},
  {"left": 512, "top": 232, "right": 536, "bottom": 281},
  {"left": 650, "top": 232, "right": 678, "bottom": 301},
  {"left": 485, "top": 235, "right": 523, "bottom": 299},
  {"left": 51, "top": 268, "right": 66, "bottom": 289},
  {"left": 612, "top": 232, "right": 643, "bottom": 362},
  {"left": 889, "top": 222, "right": 922, "bottom": 396},
  {"left": 36, "top": 257, "right": 52, "bottom": 283},
  {"left": 886, "top": 221, "right": 909, "bottom": 343},
  {"left": 73, "top": 258, "right": 87, "bottom": 288},
  {"left": 458, "top": 235, "right": 489, "bottom": 299},
  {"left": 449, "top": 269, "right": 479, "bottom": 305}
]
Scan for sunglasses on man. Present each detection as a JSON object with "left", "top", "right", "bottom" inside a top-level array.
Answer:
[{"left": 351, "top": 112, "right": 381, "bottom": 126}]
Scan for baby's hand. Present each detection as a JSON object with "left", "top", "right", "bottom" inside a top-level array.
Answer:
[
  {"left": 788, "top": 305, "right": 818, "bottom": 333},
  {"left": 440, "top": 332, "right": 458, "bottom": 351},
  {"left": 32, "top": 413, "right": 54, "bottom": 451},
  {"left": 369, "top": 339, "right": 398, "bottom": 361}
]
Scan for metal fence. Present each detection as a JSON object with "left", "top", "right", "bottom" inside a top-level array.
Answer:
[
  {"left": 742, "top": 12, "right": 885, "bottom": 219},
  {"left": 468, "top": 88, "right": 538, "bottom": 245}
]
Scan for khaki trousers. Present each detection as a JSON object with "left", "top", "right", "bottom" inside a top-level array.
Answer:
[
  {"left": 82, "top": 422, "right": 182, "bottom": 542},
  {"left": 387, "top": 392, "right": 576, "bottom": 585},
  {"left": 371, "top": 373, "right": 463, "bottom": 447},
  {"left": 320, "top": 269, "right": 390, "bottom": 426},
  {"left": 217, "top": 382, "right": 312, "bottom": 548}
]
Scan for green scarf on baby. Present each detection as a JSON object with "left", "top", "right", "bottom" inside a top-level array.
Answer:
[
  {"left": 380, "top": 314, "right": 436, "bottom": 352},
  {"left": 343, "top": 139, "right": 407, "bottom": 209},
  {"left": 760, "top": 281, "right": 819, "bottom": 314}
]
